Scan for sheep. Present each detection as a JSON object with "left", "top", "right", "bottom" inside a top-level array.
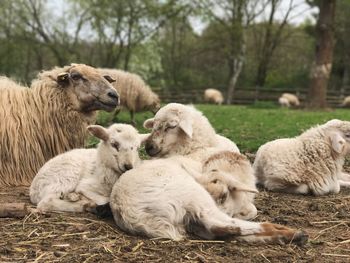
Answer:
[
  {"left": 0, "top": 64, "right": 119, "bottom": 187},
  {"left": 30, "top": 123, "right": 148, "bottom": 212},
  {"left": 181, "top": 151, "right": 258, "bottom": 220},
  {"left": 204, "top": 89, "right": 224, "bottom": 105},
  {"left": 253, "top": 119, "right": 350, "bottom": 195},
  {"left": 98, "top": 68, "right": 160, "bottom": 125},
  {"left": 109, "top": 103, "right": 308, "bottom": 244},
  {"left": 143, "top": 103, "right": 240, "bottom": 158},
  {"left": 278, "top": 93, "right": 300, "bottom": 108},
  {"left": 341, "top": 96, "right": 350, "bottom": 107}
]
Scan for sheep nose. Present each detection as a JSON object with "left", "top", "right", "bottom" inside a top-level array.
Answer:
[
  {"left": 107, "top": 89, "right": 119, "bottom": 100},
  {"left": 124, "top": 164, "right": 133, "bottom": 171}
]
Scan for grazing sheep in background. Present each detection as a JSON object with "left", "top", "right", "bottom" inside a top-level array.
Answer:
[
  {"left": 341, "top": 96, "right": 350, "bottom": 107},
  {"left": 30, "top": 124, "right": 148, "bottom": 212},
  {"left": 0, "top": 64, "right": 119, "bottom": 186},
  {"left": 109, "top": 103, "right": 308, "bottom": 244},
  {"left": 182, "top": 151, "right": 258, "bottom": 220},
  {"left": 278, "top": 93, "right": 300, "bottom": 108},
  {"left": 98, "top": 68, "right": 160, "bottom": 125},
  {"left": 254, "top": 119, "right": 350, "bottom": 195},
  {"left": 204, "top": 89, "right": 224, "bottom": 105}
]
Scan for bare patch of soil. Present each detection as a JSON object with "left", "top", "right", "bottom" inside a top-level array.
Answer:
[{"left": 1, "top": 184, "right": 350, "bottom": 263}]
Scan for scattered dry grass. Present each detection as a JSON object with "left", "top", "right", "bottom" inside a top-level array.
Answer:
[{"left": 1, "top": 183, "right": 350, "bottom": 262}]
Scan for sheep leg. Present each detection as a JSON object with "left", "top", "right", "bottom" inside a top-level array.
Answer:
[
  {"left": 37, "top": 195, "right": 95, "bottom": 213},
  {"left": 339, "top": 172, "right": 350, "bottom": 182},
  {"left": 76, "top": 189, "right": 109, "bottom": 206},
  {"left": 339, "top": 180, "right": 350, "bottom": 187},
  {"left": 130, "top": 111, "right": 136, "bottom": 126},
  {"left": 197, "top": 209, "right": 308, "bottom": 245}
]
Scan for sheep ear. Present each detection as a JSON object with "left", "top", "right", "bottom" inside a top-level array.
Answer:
[
  {"left": 57, "top": 72, "right": 70, "bottom": 85},
  {"left": 87, "top": 125, "right": 109, "bottom": 141},
  {"left": 139, "top": 133, "right": 150, "bottom": 144},
  {"left": 179, "top": 117, "right": 193, "bottom": 139},
  {"left": 104, "top": 75, "right": 116, "bottom": 83},
  {"left": 143, "top": 118, "right": 154, "bottom": 129},
  {"left": 330, "top": 132, "right": 346, "bottom": 154},
  {"left": 228, "top": 179, "right": 258, "bottom": 193}
]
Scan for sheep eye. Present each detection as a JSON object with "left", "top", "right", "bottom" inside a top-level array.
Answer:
[
  {"left": 112, "top": 142, "right": 120, "bottom": 151},
  {"left": 165, "top": 125, "right": 176, "bottom": 132},
  {"left": 211, "top": 179, "right": 218, "bottom": 184},
  {"left": 345, "top": 133, "right": 350, "bottom": 138},
  {"left": 70, "top": 72, "right": 83, "bottom": 81}
]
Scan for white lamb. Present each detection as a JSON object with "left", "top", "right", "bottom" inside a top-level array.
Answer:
[
  {"left": 278, "top": 93, "right": 300, "bottom": 108},
  {"left": 181, "top": 151, "right": 258, "bottom": 220},
  {"left": 254, "top": 119, "right": 350, "bottom": 195},
  {"left": 109, "top": 103, "right": 308, "bottom": 244},
  {"left": 204, "top": 88, "right": 224, "bottom": 105},
  {"left": 30, "top": 124, "right": 148, "bottom": 212}
]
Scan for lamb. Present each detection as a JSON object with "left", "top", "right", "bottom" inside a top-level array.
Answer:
[
  {"left": 204, "top": 88, "right": 224, "bottom": 105},
  {"left": 0, "top": 64, "right": 119, "bottom": 186},
  {"left": 30, "top": 123, "right": 148, "bottom": 212},
  {"left": 98, "top": 68, "right": 160, "bottom": 125},
  {"left": 278, "top": 93, "right": 300, "bottom": 108},
  {"left": 181, "top": 151, "right": 258, "bottom": 220},
  {"left": 254, "top": 119, "right": 350, "bottom": 195},
  {"left": 109, "top": 103, "right": 308, "bottom": 244}
]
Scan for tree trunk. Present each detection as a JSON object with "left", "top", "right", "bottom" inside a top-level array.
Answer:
[{"left": 307, "top": 0, "right": 336, "bottom": 109}]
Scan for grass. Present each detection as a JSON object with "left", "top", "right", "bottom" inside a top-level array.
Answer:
[{"left": 96, "top": 104, "right": 350, "bottom": 153}]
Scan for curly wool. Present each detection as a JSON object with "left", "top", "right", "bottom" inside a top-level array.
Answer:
[{"left": 0, "top": 67, "right": 95, "bottom": 186}]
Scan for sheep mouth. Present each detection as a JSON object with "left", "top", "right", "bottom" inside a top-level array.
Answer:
[
  {"left": 95, "top": 100, "right": 119, "bottom": 112},
  {"left": 146, "top": 147, "right": 161, "bottom": 157}
]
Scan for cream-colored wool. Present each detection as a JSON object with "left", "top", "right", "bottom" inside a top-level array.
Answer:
[
  {"left": 0, "top": 64, "right": 119, "bottom": 186},
  {"left": 30, "top": 124, "right": 147, "bottom": 212},
  {"left": 182, "top": 151, "right": 258, "bottom": 220},
  {"left": 254, "top": 119, "right": 350, "bottom": 195},
  {"left": 278, "top": 93, "right": 300, "bottom": 107},
  {"left": 99, "top": 68, "right": 160, "bottom": 124},
  {"left": 204, "top": 89, "right": 224, "bottom": 105},
  {"left": 109, "top": 103, "right": 307, "bottom": 244},
  {"left": 341, "top": 96, "right": 350, "bottom": 107}
]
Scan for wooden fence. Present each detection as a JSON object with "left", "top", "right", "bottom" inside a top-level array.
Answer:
[{"left": 153, "top": 87, "right": 350, "bottom": 107}]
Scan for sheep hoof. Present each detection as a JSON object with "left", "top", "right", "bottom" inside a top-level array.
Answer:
[
  {"left": 65, "top": 192, "right": 82, "bottom": 202},
  {"left": 83, "top": 201, "right": 97, "bottom": 212}
]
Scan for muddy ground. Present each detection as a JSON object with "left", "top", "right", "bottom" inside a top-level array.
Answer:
[{"left": 1, "top": 166, "right": 350, "bottom": 262}]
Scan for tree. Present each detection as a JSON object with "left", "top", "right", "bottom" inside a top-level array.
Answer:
[{"left": 307, "top": 0, "right": 336, "bottom": 108}]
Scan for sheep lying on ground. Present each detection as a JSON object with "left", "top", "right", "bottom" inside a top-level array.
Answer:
[
  {"left": 278, "top": 93, "right": 300, "bottom": 108},
  {"left": 109, "top": 103, "right": 308, "bottom": 244},
  {"left": 204, "top": 89, "right": 224, "bottom": 105},
  {"left": 30, "top": 124, "right": 147, "bottom": 212},
  {"left": 341, "top": 96, "right": 350, "bottom": 107},
  {"left": 182, "top": 151, "right": 258, "bottom": 220},
  {"left": 98, "top": 68, "right": 160, "bottom": 125},
  {"left": 254, "top": 119, "right": 350, "bottom": 195},
  {"left": 0, "top": 64, "right": 119, "bottom": 186}
]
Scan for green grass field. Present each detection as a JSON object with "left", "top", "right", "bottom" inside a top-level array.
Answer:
[{"left": 97, "top": 104, "right": 350, "bottom": 153}]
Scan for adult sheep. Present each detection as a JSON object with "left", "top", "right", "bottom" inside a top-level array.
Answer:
[
  {"left": 278, "top": 93, "right": 300, "bottom": 108},
  {"left": 204, "top": 88, "right": 224, "bottom": 105},
  {"left": 341, "top": 96, "right": 350, "bottom": 107},
  {"left": 254, "top": 119, "right": 350, "bottom": 195},
  {"left": 98, "top": 68, "right": 160, "bottom": 125},
  {"left": 109, "top": 103, "right": 308, "bottom": 244},
  {"left": 0, "top": 64, "right": 119, "bottom": 186}
]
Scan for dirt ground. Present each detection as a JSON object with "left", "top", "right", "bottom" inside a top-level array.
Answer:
[{"left": 1, "top": 172, "right": 350, "bottom": 262}]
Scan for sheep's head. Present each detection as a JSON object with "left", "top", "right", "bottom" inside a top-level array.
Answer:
[
  {"left": 87, "top": 124, "right": 149, "bottom": 174},
  {"left": 56, "top": 64, "right": 119, "bottom": 113},
  {"left": 324, "top": 119, "right": 350, "bottom": 156},
  {"left": 148, "top": 94, "right": 161, "bottom": 114},
  {"left": 202, "top": 152, "right": 258, "bottom": 220},
  {"left": 143, "top": 103, "right": 195, "bottom": 157}
]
